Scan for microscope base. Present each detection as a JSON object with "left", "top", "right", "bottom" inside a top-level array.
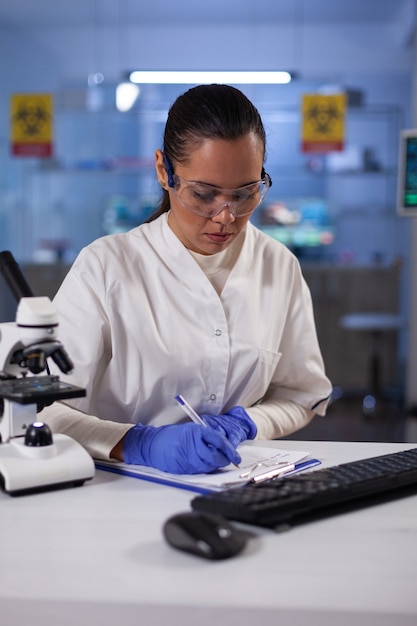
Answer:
[{"left": 0, "top": 434, "right": 95, "bottom": 495}]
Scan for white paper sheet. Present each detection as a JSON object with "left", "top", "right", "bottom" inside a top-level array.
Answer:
[{"left": 96, "top": 442, "right": 313, "bottom": 493}]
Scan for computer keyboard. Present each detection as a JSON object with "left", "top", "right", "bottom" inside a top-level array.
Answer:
[{"left": 191, "top": 448, "right": 417, "bottom": 529}]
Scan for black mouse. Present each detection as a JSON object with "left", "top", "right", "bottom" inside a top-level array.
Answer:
[{"left": 163, "top": 511, "right": 248, "bottom": 560}]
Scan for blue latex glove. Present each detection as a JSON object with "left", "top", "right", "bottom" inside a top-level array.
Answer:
[
  {"left": 201, "top": 406, "right": 257, "bottom": 448},
  {"left": 123, "top": 422, "right": 241, "bottom": 474}
]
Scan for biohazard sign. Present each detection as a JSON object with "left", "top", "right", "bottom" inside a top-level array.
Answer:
[
  {"left": 10, "top": 93, "right": 53, "bottom": 157},
  {"left": 301, "top": 93, "right": 346, "bottom": 153}
]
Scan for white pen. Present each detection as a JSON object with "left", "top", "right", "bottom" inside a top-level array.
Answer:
[
  {"left": 175, "top": 394, "right": 206, "bottom": 426},
  {"left": 250, "top": 463, "right": 295, "bottom": 483},
  {"left": 175, "top": 394, "right": 240, "bottom": 468},
  {"left": 223, "top": 463, "right": 295, "bottom": 488}
]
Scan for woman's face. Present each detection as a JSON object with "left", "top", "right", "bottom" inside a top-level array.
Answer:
[{"left": 155, "top": 133, "right": 265, "bottom": 255}]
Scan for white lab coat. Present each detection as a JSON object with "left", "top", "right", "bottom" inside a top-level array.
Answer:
[{"left": 42, "top": 215, "right": 331, "bottom": 458}]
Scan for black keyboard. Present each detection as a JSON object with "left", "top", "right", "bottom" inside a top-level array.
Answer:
[{"left": 191, "top": 448, "right": 417, "bottom": 529}]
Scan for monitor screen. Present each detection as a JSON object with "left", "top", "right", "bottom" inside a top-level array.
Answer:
[{"left": 397, "top": 129, "right": 417, "bottom": 216}]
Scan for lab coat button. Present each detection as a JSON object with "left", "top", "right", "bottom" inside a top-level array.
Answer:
[
  {"left": 209, "top": 394, "right": 216, "bottom": 401},
  {"left": 214, "top": 329, "right": 222, "bottom": 336}
]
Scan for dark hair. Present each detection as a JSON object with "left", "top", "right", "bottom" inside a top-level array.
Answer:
[{"left": 146, "top": 84, "right": 266, "bottom": 222}]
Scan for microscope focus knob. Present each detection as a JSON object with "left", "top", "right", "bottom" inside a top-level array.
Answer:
[{"left": 24, "top": 421, "right": 53, "bottom": 447}]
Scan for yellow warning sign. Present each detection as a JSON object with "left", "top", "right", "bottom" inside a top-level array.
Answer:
[
  {"left": 301, "top": 93, "right": 346, "bottom": 153},
  {"left": 10, "top": 93, "right": 53, "bottom": 157}
]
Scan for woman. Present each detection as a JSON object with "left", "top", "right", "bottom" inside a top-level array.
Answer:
[{"left": 42, "top": 84, "right": 332, "bottom": 474}]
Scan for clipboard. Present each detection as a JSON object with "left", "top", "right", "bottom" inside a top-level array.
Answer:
[{"left": 95, "top": 443, "right": 321, "bottom": 494}]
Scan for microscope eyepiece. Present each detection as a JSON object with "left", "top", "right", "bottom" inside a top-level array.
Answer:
[{"left": 0, "top": 250, "right": 34, "bottom": 302}]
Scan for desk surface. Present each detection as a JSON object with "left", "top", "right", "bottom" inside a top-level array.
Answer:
[{"left": 1, "top": 440, "right": 417, "bottom": 626}]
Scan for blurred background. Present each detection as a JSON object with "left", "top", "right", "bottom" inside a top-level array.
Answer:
[{"left": 0, "top": 0, "right": 416, "bottom": 441}]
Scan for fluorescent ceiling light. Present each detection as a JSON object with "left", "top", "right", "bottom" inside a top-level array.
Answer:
[
  {"left": 129, "top": 71, "right": 292, "bottom": 85},
  {"left": 116, "top": 82, "right": 140, "bottom": 112}
]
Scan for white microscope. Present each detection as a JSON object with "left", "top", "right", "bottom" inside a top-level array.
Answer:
[{"left": 0, "top": 251, "right": 95, "bottom": 495}]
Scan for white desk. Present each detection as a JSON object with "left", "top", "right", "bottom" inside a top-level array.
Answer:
[{"left": 1, "top": 440, "right": 417, "bottom": 626}]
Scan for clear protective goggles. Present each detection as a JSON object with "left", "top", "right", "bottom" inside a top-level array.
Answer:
[{"left": 164, "top": 155, "right": 272, "bottom": 219}]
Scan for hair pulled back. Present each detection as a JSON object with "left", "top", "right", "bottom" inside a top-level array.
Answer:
[{"left": 147, "top": 84, "right": 266, "bottom": 221}]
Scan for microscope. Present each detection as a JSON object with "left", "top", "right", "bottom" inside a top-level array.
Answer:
[{"left": 0, "top": 251, "right": 95, "bottom": 495}]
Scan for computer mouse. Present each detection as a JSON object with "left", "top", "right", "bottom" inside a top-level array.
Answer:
[{"left": 163, "top": 511, "right": 248, "bottom": 560}]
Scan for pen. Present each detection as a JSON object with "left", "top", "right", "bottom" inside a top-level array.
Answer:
[
  {"left": 250, "top": 463, "right": 295, "bottom": 483},
  {"left": 175, "top": 394, "right": 206, "bottom": 427},
  {"left": 222, "top": 462, "right": 295, "bottom": 488},
  {"left": 175, "top": 394, "right": 240, "bottom": 468}
]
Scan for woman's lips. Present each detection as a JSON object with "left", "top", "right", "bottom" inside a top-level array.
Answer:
[{"left": 206, "top": 232, "right": 232, "bottom": 243}]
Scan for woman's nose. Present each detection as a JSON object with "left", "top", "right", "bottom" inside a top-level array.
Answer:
[{"left": 212, "top": 204, "right": 237, "bottom": 224}]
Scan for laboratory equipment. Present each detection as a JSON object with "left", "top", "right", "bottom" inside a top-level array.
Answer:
[
  {"left": 0, "top": 250, "right": 95, "bottom": 495},
  {"left": 397, "top": 128, "right": 417, "bottom": 216}
]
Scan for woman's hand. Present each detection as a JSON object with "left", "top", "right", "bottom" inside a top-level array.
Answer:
[
  {"left": 201, "top": 406, "right": 257, "bottom": 447},
  {"left": 121, "top": 422, "right": 241, "bottom": 474}
]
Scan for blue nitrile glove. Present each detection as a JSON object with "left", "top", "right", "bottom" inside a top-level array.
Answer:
[
  {"left": 201, "top": 406, "right": 257, "bottom": 448},
  {"left": 122, "top": 422, "right": 241, "bottom": 474}
]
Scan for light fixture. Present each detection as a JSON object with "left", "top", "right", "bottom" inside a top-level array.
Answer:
[
  {"left": 128, "top": 71, "right": 293, "bottom": 85},
  {"left": 116, "top": 82, "right": 140, "bottom": 112},
  {"left": 115, "top": 0, "right": 140, "bottom": 112}
]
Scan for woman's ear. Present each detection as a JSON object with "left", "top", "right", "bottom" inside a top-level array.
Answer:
[{"left": 155, "top": 150, "right": 168, "bottom": 189}]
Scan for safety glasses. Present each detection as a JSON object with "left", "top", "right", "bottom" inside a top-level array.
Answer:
[{"left": 164, "top": 155, "right": 272, "bottom": 219}]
